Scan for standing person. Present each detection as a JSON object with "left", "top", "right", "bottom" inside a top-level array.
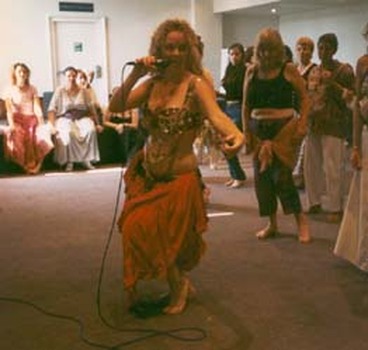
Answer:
[
  {"left": 243, "top": 46, "right": 258, "bottom": 155},
  {"left": 242, "top": 27, "right": 311, "bottom": 243},
  {"left": 334, "top": 22, "right": 368, "bottom": 271},
  {"left": 4, "top": 62, "right": 53, "bottom": 174},
  {"left": 48, "top": 66, "right": 101, "bottom": 172},
  {"left": 284, "top": 45, "right": 294, "bottom": 63},
  {"left": 221, "top": 43, "right": 247, "bottom": 188},
  {"left": 293, "top": 36, "right": 317, "bottom": 188},
  {"left": 244, "top": 46, "right": 254, "bottom": 69},
  {"left": 295, "top": 37, "right": 317, "bottom": 80},
  {"left": 109, "top": 18, "right": 244, "bottom": 314},
  {"left": 351, "top": 24, "right": 368, "bottom": 170},
  {"left": 304, "top": 33, "right": 355, "bottom": 221}
]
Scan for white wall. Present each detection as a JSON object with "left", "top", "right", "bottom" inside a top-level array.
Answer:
[
  {"left": 221, "top": 3, "right": 368, "bottom": 69},
  {"left": 2, "top": 0, "right": 366, "bottom": 103},
  {"left": 101, "top": 0, "right": 191, "bottom": 91},
  {"left": 192, "top": 0, "right": 223, "bottom": 87},
  {"left": 280, "top": 4, "right": 368, "bottom": 67},
  {"left": 223, "top": 13, "right": 277, "bottom": 48},
  {"left": 0, "top": 0, "right": 191, "bottom": 100},
  {"left": 214, "top": 0, "right": 279, "bottom": 13}
]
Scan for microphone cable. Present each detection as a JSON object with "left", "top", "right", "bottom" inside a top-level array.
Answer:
[
  {"left": 94, "top": 62, "right": 207, "bottom": 346},
  {"left": 0, "top": 62, "right": 207, "bottom": 349},
  {"left": 0, "top": 163, "right": 205, "bottom": 349}
]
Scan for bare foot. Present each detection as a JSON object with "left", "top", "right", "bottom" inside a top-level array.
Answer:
[
  {"left": 296, "top": 213, "right": 311, "bottom": 244},
  {"left": 298, "top": 224, "right": 311, "bottom": 243},
  {"left": 203, "top": 186, "right": 211, "bottom": 204},
  {"left": 225, "top": 178, "right": 234, "bottom": 187},
  {"left": 163, "top": 277, "right": 194, "bottom": 315},
  {"left": 27, "top": 162, "right": 42, "bottom": 175},
  {"left": 256, "top": 225, "right": 277, "bottom": 239}
]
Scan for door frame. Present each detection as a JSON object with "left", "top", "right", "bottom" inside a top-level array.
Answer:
[{"left": 48, "top": 16, "right": 109, "bottom": 103}]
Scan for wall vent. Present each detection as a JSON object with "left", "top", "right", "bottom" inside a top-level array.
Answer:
[{"left": 59, "top": 2, "right": 94, "bottom": 12}]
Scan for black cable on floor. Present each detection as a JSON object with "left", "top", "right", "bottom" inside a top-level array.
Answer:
[
  {"left": 0, "top": 296, "right": 112, "bottom": 349},
  {"left": 95, "top": 163, "right": 207, "bottom": 347},
  {"left": 0, "top": 164, "right": 206, "bottom": 349},
  {"left": 0, "top": 63, "right": 207, "bottom": 348}
]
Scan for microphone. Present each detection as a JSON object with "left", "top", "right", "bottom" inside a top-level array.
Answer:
[{"left": 126, "top": 58, "right": 171, "bottom": 69}]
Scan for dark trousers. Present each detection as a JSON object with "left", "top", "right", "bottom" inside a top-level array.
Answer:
[
  {"left": 249, "top": 118, "right": 302, "bottom": 216},
  {"left": 254, "top": 156, "right": 302, "bottom": 216},
  {"left": 224, "top": 102, "right": 246, "bottom": 181}
]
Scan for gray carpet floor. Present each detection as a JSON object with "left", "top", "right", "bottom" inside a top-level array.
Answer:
[{"left": 1, "top": 159, "right": 368, "bottom": 350}]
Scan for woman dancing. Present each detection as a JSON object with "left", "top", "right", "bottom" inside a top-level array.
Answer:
[{"left": 109, "top": 18, "right": 244, "bottom": 314}]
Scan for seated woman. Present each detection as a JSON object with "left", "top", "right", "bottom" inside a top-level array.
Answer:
[
  {"left": 0, "top": 99, "right": 7, "bottom": 132},
  {"left": 103, "top": 96, "right": 140, "bottom": 165},
  {"left": 4, "top": 62, "right": 53, "bottom": 174},
  {"left": 76, "top": 69, "right": 104, "bottom": 126},
  {"left": 48, "top": 66, "right": 101, "bottom": 172},
  {"left": 109, "top": 18, "right": 244, "bottom": 314}
]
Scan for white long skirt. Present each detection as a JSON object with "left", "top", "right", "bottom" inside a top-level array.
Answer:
[
  {"left": 334, "top": 126, "right": 368, "bottom": 271},
  {"left": 54, "top": 116, "right": 100, "bottom": 165}
]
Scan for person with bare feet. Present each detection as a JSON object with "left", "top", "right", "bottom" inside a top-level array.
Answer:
[
  {"left": 242, "top": 28, "right": 311, "bottom": 243},
  {"left": 109, "top": 18, "right": 244, "bottom": 314},
  {"left": 4, "top": 62, "right": 53, "bottom": 174}
]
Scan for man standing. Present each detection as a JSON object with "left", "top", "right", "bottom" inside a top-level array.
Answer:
[{"left": 304, "top": 33, "right": 355, "bottom": 222}]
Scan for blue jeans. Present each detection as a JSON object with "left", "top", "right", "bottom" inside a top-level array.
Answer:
[{"left": 224, "top": 102, "right": 246, "bottom": 181}]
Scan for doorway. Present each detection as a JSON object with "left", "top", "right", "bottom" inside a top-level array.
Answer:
[{"left": 49, "top": 17, "right": 109, "bottom": 107}]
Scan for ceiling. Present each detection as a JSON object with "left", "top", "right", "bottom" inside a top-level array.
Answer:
[{"left": 225, "top": 0, "right": 367, "bottom": 17}]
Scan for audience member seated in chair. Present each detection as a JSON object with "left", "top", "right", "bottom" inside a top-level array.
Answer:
[
  {"left": 0, "top": 99, "right": 9, "bottom": 173},
  {"left": 47, "top": 66, "right": 101, "bottom": 172},
  {"left": 0, "top": 98, "right": 8, "bottom": 131},
  {"left": 102, "top": 107, "right": 140, "bottom": 166},
  {"left": 76, "top": 69, "right": 104, "bottom": 123},
  {"left": 3, "top": 63, "right": 53, "bottom": 175}
]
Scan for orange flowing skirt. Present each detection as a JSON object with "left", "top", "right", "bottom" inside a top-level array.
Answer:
[{"left": 118, "top": 152, "right": 208, "bottom": 289}]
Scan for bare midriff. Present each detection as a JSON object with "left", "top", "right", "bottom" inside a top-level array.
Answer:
[
  {"left": 144, "top": 130, "right": 199, "bottom": 178},
  {"left": 251, "top": 108, "right": 295, "bottom": 120},
  {"left": 171, "top": 152, "right": 198, "bottom": 174}
]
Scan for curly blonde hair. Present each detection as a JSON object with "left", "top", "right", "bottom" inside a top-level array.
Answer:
[{"left": 149, "top": 18, "right": 203, "bottom": 75}]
